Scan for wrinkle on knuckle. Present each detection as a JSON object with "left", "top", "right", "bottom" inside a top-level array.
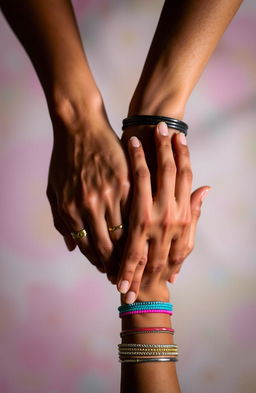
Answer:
[
  {"left": 170, "top": 255, "right": 184, "bottom": 266},
  {"left": 126, "top": 250, "right": 142, "bottom": 263},
  {"left": 179, "top": 167, "right": 193, "bottom": 182},
  {"left": 162, "top": 161, "right": 175, "bottom": 173},
  {"left": 98, "top": 242, "right": 113, "bottom": 257},
  {"left": 146, "top": 263, "right": 165, "bottom": 274},
  {"left": 135, "top": 166, "right": 150, "bottom": 179}
]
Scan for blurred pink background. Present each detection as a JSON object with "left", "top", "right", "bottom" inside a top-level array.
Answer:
[{"left": 0, "top": 1, "right": 256, "bottom": 392}]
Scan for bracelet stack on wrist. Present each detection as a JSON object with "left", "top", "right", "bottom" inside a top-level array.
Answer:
[
  {"left": 122, "top": 115, "right": 188, "bottom": 136},
  {"left": 118, "top": 301, "right": 178, "bottom": 364}
]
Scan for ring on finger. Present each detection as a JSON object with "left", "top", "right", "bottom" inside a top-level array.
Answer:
[
  {"left": 70, "top": 228, "right": 88, "bottom": 240},
  {"left": 108, "top": 223, "right": 123, "bottom": 232}
]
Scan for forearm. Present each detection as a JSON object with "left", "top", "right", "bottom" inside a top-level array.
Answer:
[
  {"left": 129, "top": 0, "right": 243, "bottom": 119},
  {"left": 0, "top": 0, "right": 103, "bottom": 122},
  {"left": 120, "top": 285, "right": 181, "bottom": 393}
]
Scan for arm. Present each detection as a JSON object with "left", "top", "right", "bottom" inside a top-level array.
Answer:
[
  {"left": 120, "top": 126, "right": 209, "bottom": 392},
  {"left": 118, "top": 0, "right": 242, "bottom": 300},
  {"left": 0, "top": 0, "right": 130, "bottom": 278},
  {"left": 128, "top": 0, "right": 244, "bottom": 119}
]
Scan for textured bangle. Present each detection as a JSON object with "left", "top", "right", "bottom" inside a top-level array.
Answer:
[
  {"left": 120, "top": 327, "right": 175, "bottom": 337},
  {"left": 119, "top": 357, "right": 178, "bottom": 363},
  {"left": 119, "top": 352, "right": 179, "bottom": 357},
  {"left": 119, "top": 309, "right": 173, "bottom": 318},
  {"left": 122, "top": 115, "right": 188, "bottom": 136},
  {"left": 119, "top": 343, "right": 177, "bottom": 349},
  {"left": 119, "top": 301, "right": 173, "bottom": 311}
]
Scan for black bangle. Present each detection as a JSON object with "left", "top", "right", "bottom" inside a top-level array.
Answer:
[{"left": 122, "top": 115, "right": 188, "bottom": 136}]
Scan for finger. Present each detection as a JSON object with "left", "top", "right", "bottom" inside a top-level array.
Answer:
[
  {"left": 57, "top": 200, "right": 105, "bottom": 272},
  {"left": 168, "top": 186, "right": 211, "bottom": 283},
  {"left": 117, "top": 136, "right": 152, "bottom": 298},
  {"left": 83, "top": 204, "right": 117, "bottom": 276},
  {"left": 188, "top": 186, "right": 211, "bottom": 250},
  {"left": 122, "top": 240, "right": 149, "bottom": 304},
  {"left": 167, "top": 228, "right": 190, "bottom": 283},
  {"left": 155, "top": 122, "right": 176, "bottom": 205},
  {"left": 144, "top": 236, "right": 170, "bottom": 281},
  {"left": 173, "top": 132, "right": 193, "bottom": 206},
  {"left": 46, "top": 186, "right": 77, "bottom": 251}
]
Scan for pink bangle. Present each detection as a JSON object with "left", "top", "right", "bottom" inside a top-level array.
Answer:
[{"left": 119, "top": 309, "right": 173, "bottom": 318}]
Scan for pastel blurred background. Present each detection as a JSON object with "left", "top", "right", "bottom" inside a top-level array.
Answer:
[{"left": 0, "top": 1, "right": 255, "bottom": 392}]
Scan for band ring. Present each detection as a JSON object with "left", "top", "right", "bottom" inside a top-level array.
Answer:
[
  {"left": 108, "top": 224, "right": 123, "bottom": 232},
  {"left": 70, "top": 229, "right": 88, "bottom": 240}
]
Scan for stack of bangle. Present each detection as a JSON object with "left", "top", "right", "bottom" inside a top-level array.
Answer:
[
  {"left": 118, "top": 301, "right": 173, "bottom": 318},
  {"left": 118, "top": 301, "right": 178, "bottom": 363},
  {"left": 122, "top": 115, "right": 188, "bottom": 136},
  {"left": 120, "top": 327, "right": 175, "bottom": 338},
  {"left": 118, "top": 344, "right": 178, "bottom": 363}
]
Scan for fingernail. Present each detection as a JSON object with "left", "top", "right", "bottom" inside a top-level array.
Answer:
[
  {"left": 130, "top": 136, "right": 140, "bottom": 148},
  {"left": 179, "top": 133, "right": 187, "bottom": 145},
  {"left": 200, "top": 189, "right": 210, "bottom": 202},
  {"left": 118, "top": 280, "right": 130, "bottom": 294},
  {"left": 170, "top": 273, "right": 178, "bottom": 284},
  {"left": 158, "top": 121, "right": 169, "bottom": 136},
  {"left": 125, "top": 291, "right": 136, "bottom": 304}
]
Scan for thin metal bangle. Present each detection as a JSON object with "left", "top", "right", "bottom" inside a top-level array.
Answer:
[
  {"left": 119, "top": 357, "right": 178, "bottom": 363},
  {"left": 120, "top": 330, "right": 174, "bottom": 337},
  {"left": 119, "top": 352, "right": 179, "bottom": 357},
  {"left": 118, "top": 343, "right": 177, "bottom": 348}
]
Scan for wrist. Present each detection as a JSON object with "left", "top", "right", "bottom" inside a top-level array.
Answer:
[
  {"left": 48, "top": 83, "right": 110, "bottom": 136},
  {"left": 136, "top": 282, "right": 170, "bottom": 303}
]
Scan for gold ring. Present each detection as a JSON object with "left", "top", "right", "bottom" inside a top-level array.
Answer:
[
  {"left": 70, "top": 229, "right": 87, "bottom": 240},
  {"left": 108, "top": 224, "right": 123, "bottom": 232}
]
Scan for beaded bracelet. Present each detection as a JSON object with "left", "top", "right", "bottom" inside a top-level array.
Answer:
[
  {"left": 119, "top": 302, "right": 173, "bottom": 312},
  {"left": 122, "top": 115, "right": 188, "bottom": 136},
  {"left": 119, "top": 301, "right": 173, "bottom": 318}
]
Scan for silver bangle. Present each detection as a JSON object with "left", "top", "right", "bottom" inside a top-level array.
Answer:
[{"left": 119, "top": 357, "right": 178, "bottom": 363}]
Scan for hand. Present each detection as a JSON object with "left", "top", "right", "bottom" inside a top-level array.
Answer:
[
  {"left": 117, "top": 122, "right": 210, "bottom": 303},
  {"left": 46, "top": 109, "right": 130, "bottom": 280}
]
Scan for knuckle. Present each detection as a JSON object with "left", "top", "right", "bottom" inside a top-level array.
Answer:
[
  {"left": 137, "top": 215, "right": 152, "bottom": 233},
  {"left": 192, "top": 206, "right": 201, "bottom": 219},
  {"left": 179, "top": 145, "right": 190, "bottom": 157},
  {"left": 135, "top": 166, "right": 150, "bottom": 179},
  {"left": 146, "top": 262, "right": 165, "bottom": 274},
  {"left": 179, "top": 167, "right": 193, "bottom": 182},
  {"left": 162, "top": 161, "right": 176, "bottom": 174},
  {"left": 83, "top": 193, "right": 98, "bottom": 210},
  {"left": 58, "top": 201, "right": 76, "bottom": 218},
  {"left": 170, "top": 255, "right": 184, "bottom": 266},
  {"left": 98, "top": 242, "right": 113, "bottom": 257},
  {"left": 126, "top": 250, "right": 142, "bottom": 264},
  {"left": 137, "top": 256, "right": 147, "bottom": 268}
]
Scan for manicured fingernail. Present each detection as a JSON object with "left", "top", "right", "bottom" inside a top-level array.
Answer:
[
  {"left": 170, "top": 273, "right": 178, "bottom": 284},
  {"left": 158, "top": 121, "right": 169, "bottom": 136},
  {"left": 125, "top": 291, "right": 136, "bottom": 304},
  {"left": 130, "top": 136, "right": 140, "bottom": 148},
  {"left": 179, "top": 133, "right": 187, "bottom": 145},
  {"left": 201, "top": 189, "right": 210, "bottom": 202},
  {"left": 118, "top": 280, "right": 130, "bottom": 294}
]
